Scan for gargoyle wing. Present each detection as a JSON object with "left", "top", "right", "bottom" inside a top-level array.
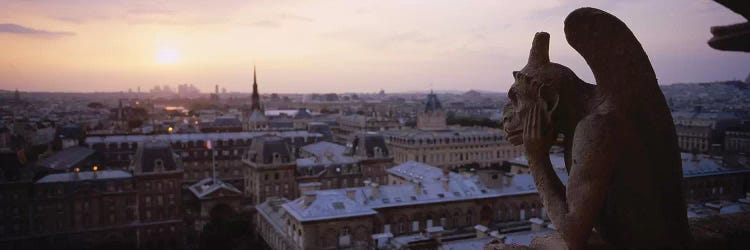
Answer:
[{"left": 564, "top": 7, "right": 662, "bottom": 106}]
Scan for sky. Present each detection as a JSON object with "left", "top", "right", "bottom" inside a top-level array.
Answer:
[{"left": 0, "top": 0, "right": 747, "bottom": 93}]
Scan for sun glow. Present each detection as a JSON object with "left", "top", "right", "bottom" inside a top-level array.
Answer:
[{"left": 155, "top": 47, "right": 181, "bottom": 64}]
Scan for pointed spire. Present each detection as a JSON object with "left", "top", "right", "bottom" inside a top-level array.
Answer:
[{"left": 251, "top": 65, "right": 261, "bottom": 112}]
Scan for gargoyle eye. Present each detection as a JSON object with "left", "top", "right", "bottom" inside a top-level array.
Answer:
[{"left": 512, "top": 71, "right": 520, "bottom": 79}]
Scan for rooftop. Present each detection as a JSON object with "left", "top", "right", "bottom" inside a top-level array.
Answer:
[
  {"left": 188, "top": 177, "right": 242, "bottom": 199},
  {"left": 681, "top": 153, "right": 750, "bottom": 178},
  {"left": 35, "top": 146, "right": 95, "bottom": 171},
  {"left": 281, "top": 163, "right": 567, "bottom": 222},
  {"left": 382, "top": 126, "right": 504, "bottom": 140},
  {"left": 297, "top": 141, "right": 356, "bottom": 166},
  {"left": 36, "top": 170, "right": 132, "bottom": 184},
  {"left": 506, "top": 153, "right": 567, "bottom": 171},
  {"left": 84, "top": 130, "right": 322, "bottom": 144},
  {"left": 387, "top": 161, "right": 445, "bottom": 182}
]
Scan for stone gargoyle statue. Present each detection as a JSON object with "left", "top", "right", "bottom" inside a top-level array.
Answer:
[
  {"left": 708, "top": 0, "right": 749, "bottom": 52},
  {"left": 502, "top": 7, "right": 692, "bottom": 249}
]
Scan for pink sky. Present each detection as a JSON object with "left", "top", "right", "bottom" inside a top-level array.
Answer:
[{"left": 0, "top": 0, "right": 748, "bottom": 93}]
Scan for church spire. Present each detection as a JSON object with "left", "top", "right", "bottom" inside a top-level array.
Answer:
[{"left": 251, "top": 65, "right": 261, "bottom": 112}]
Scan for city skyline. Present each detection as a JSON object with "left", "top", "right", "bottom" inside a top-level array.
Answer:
[{"left": 1, "top": 0, "right": 749, "bottom": 93}]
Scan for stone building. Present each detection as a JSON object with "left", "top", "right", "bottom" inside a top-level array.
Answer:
[
  {"left": 200, "top": 116, "right": 243, "bottom": 133},
  {"left": 243, "top": 135, "right": 299, "bottom": 205},
  {"left": 30, "top": 170, "right": 139, "bottom": 250},
  {"left": 506, "top": 152, "right": 750, "bottom": 204},
  {"left": 296, "top": 133, "right": 394, "bottom": 191},
  {"left": 186, "top": 177, "right": 243, "bottom": 232},
  {"left": 0, "top": 146, "right": 187, "bottom": 250},
  {"left": 84, "top": 131, "right": 322, "bottom": 190},
  {"left": 334, "top": 114, "right": 401, "bottom": 144},
  {"left": 130, "top": 141, "right": 185, "bottom": 250},
  {"left": 681, "top": 152, "right": 750, "bottom": 202},
  {"left": 724, "top": 126, "right": 750, "bottom": 153},
  {"left": 0, "top": 153, "right": 34, "bottom": 250},
  {"left": 255, "top": 162, "right": 562, "bottom": 250},
  {"left": 672, "top": 109, "right": 741, "bottom": 153},
  {"left": 383, "top": 92, "right": 523, "bottom": 170},
  {"left": 244, "top": 132, "right": 396, "bottom": 206},
  {"left": 416, "top": 91, "right": 448, "bottom": 131}
]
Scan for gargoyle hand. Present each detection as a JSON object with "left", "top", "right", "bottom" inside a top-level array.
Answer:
[{"left": 523, "top": 99, "right": 555, "bottom": 156}]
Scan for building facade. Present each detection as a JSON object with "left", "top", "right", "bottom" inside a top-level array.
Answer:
[
  {"left": 255, "top": 161, "right": 558, "bottom": 250},
  {"left": 84, "top": 131, "right": 322, "bottom": 190},
  {"left": 383, "top": 93, "right": 523, "bottom": 170}
]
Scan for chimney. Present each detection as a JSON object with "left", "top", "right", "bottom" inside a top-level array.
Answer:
[
  {"left": 370, "top": 182, "right": 380, "bottom": 198},
  {"left": 269, "top": 197, "right": 285, "bottom": 212},
  {"left": 299, "top": 182, "right": 322, "bottom": 194},
  {"left": 529, "top": 218, "right": 545, "bottom": 232},
  {"left": 489, "top": 231, "right": 506, "bottom": 242},
  {"left": 303, "top": 193, "right": 317, "bottom": 207},
  {"left": 414, "top": 181, "right": 423, "bottom": 195},
  {"left": 346, "top": 189, "right": 357, "bottom": 200},
  {"left": 72, "top": 167, "right": 81, "bottom": 181},
  {"left": 441, "top": 168, "right": 450, "bottom": 191},
  {"left": 503, "top": 173, "right": 513, "bottom": 187},
  {"left": 474, "top": 224, "right": 489, "bottom": 238},
  {"left": 426, "top": 226, "right": 444, "bottom": 243}
]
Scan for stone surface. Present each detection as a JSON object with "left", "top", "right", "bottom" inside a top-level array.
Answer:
[
  {"left": 708, "top": 0, "right": 750, "bottom": 52},
  {"left": 486, "top": 212, "right": 750, "bottom": 249},
  {"left": 502, "top": 7, "right": 691, "bottom": 249}
]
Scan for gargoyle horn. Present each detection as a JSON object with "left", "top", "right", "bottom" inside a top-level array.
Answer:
[{"left": 527, "top": 32, "right": 551, "bottom": 67}]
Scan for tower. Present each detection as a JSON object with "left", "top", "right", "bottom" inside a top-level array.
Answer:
[
  {"left": 416, "top": 90, "right": 447, "bottom": 130},
  {"left": 251, "top": 65, "right": 262, "bottom": 112}
]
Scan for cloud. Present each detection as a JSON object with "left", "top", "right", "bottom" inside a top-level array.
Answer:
[
  {"left": 0, "top": 23, "right": 75, "bottom": 37},
  {"left": 277, "top": 13, "right": 313, "bottom": 22},
  {"left": 249, "top": 20, "right": 281, "bottom": 28}
]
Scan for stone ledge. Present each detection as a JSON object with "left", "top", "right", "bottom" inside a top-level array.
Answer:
[{"left": 485, "top": 212, "right": 750, "bottom": 250}]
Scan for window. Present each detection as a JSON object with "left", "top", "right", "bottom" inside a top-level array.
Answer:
[{"left": 339, "top": 227, "right": 351, "bottom": 247}]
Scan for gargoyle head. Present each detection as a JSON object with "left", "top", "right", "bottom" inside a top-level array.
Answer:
[{"left": 503, "top": 32, "right": 580, "bottom": 146}]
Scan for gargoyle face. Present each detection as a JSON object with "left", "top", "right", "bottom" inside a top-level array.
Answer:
[
  {"left": 503, "top": 69, "right": 561, "bottom": 146},
  {"left": 503, "top": 71, "right": 536, "bottom": 146}
]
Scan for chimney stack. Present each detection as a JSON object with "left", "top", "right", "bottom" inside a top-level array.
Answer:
[
  {"left": 530, "top": 218, "right": 545, "bottom": 232},
  {"left": 441, "top": 169, "right": 450, "bottom": 191},
  {"left": 426, "top": 226, "right": 444, "bottom": 243},
  {"left": 299, "top": 182, "right": 322, "bottom": 194},
  {"left": 503, "top": 173, "right": 513, "bottom": 187},
  {"left": 303, "top": 193, "right": 317, "bottom": 207},
  {"left": 370, "top": 182, "right": 380, "bottom": 198},
  {"left": 346, "top": 189, "right": 357, "bottom": 200},
  {"left": 474, "top": 225, "right": 489, "bottom": 238}
]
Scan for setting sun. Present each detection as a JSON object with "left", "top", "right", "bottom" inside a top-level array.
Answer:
[{"left": 155, "top": 47, "right": 180, "bottom": 64}]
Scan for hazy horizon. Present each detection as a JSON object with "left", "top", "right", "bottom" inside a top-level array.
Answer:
[{"left": 1, "top": 0, "right": 748, "bottom": 93}]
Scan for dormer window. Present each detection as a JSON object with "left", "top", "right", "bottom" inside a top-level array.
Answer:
[
  {"left": 273, "top": 152, "right": 281, "bottom": 163},
  {"left": 374, "top": 147, "right": 383, "bottom": 157},
  {"left": 154, "top": 159, "right": 164, "bottom": 171}
]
